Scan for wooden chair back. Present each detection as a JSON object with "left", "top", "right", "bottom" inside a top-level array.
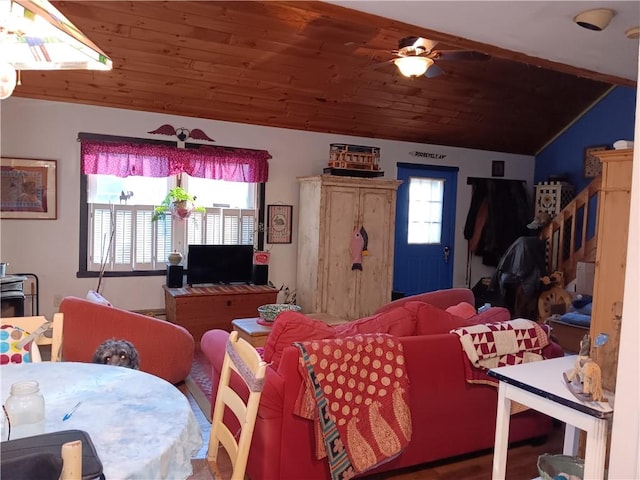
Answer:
[
  {"left": 2, "top": 314, "right": 63, "bottom": 362},
  {"left": 207, "top": 331, "right": 267, "bottom": 480},
  {"left": 60, "top": 440, "right": 82, "bottom": 480}
]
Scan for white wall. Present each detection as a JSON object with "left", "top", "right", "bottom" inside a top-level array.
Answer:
[{"left": 0, "top": 97, "right": 534, "bottom": 318}]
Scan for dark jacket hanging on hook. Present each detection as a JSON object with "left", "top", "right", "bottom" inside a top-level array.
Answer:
[{"left": 464, "top": 178, "right": 530, "bottom": 266}]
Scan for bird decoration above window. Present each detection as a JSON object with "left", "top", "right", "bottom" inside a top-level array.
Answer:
[
  {"left": 119, "top": 190, "right": 134, "bottom": 204},
  {"left": 147, "top": 124, "right": 215, "bottom": 142}
]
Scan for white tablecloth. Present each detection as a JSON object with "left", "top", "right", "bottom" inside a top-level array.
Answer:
[{"left": 1, "top": 362, "right": 202, "bottom": 479}]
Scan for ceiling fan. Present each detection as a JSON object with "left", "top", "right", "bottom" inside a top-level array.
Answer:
[{"left": 385, "top": 36, "right": 489, "bottom": 78}]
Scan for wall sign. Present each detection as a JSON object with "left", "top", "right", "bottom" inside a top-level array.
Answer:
[
  {"left": 253, "top": 251, "right": 270, "bottom": 265},
  {"left": 409, "top": 151, "right": 447, "bottom": 160}
]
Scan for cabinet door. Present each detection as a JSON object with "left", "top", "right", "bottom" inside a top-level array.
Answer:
[
  {"left": 320, "top": 185, "right": 360, "bottom": 319},
  {"left": 356, "top": 187, "right": 396, "bottom": 317},
  {"left": 590, "top": 151, "right": 632, "bottom": 392}
]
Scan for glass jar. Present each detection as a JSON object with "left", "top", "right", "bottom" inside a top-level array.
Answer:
[{"left": 4, "top": 380, "right": 45, "bottom": 439}]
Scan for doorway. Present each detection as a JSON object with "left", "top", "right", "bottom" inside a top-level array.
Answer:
[{"left": 393, "top": 163, "right": 458, "bottom": 297}]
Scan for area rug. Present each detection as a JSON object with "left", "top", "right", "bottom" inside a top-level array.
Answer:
[{"left": 186, "top": 349, "right": 213, "bottom": 419}]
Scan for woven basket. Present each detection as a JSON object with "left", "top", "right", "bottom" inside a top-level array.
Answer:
[
  {"left": 257, "top": 304, "right": 301, "bottom": 322},
  {"left": 537, "top": 454, "right": 584, "bottom": 480}
]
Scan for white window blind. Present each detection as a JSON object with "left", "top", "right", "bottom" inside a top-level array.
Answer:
[
  {"left": 113, "top": 207, "right": 133, "bottom": 270},
  {"left": 185, "top": 208, "right": 256, "bottom": 246},
  {"left": 87, "top": 176, "right": 258, "bottom": 272},
  {"left": 88, "top": 204, "right": 174, "bottom": 271}
]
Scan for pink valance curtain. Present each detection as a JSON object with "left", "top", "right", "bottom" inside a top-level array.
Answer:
[{"left": 81, "top": 140, "right": 270, "bottom": 182}]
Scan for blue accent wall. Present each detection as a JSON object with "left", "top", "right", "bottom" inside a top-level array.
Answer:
[{"left": 535, "top": 86, "right": 636, "bottom": 192}]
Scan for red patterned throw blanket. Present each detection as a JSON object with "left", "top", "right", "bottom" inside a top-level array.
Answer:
[
  {"left": 294, "top": 334, "right": 412, "bottom": 480},
  {"left": 450, "top": 318, "right": 549, "bottom": 386}
]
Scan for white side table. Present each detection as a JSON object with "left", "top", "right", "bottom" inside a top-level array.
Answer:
[{"left": 488, "top": 355, "right": 613, "bottom": 480}]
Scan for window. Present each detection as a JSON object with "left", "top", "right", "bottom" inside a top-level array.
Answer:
[
  {"left": 184, "top": 176, "right": 256, "bottom": 246},
  {"left": 78, "top": 134, "right": 270, "bottom": 276},
  {"left": 407, "top": 177, "right": 444, "bottom": 244},
  {"left": 85, "top": 174, "right": 258, "bottom": 272}
]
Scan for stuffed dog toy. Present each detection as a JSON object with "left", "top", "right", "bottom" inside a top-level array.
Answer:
[{"left": 92, "top": 339, "right": 140, "bottom": 370}]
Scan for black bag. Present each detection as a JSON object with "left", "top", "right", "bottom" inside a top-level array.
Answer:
[{"left": 0, "top": 429, "right": 104, "bottom": 480}]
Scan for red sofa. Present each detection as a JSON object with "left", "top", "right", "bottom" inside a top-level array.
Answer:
[
  {"left": 201, "top": 288, "right": 562, "bottom": 479},
  {"left": 59, "top": 296, "right": 194, "bottom": 384}
]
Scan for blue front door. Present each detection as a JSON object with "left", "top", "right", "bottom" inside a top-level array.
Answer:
[{"left": 393, "top": 163, "right": 458, "bottom": 296}]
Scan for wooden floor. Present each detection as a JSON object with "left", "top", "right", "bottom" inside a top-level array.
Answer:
[
  {"left": 360, "top": 425, "right": 563, "bottom": 480},
  {"left": 181, "top": 384, "right": 564, "bottom": 480},
  {"left": 181, "top": 383, "right": 223, "bottom": 480}
]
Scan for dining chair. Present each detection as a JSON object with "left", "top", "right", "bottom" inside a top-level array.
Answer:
[
  {"left": 1, "top": 314, "right": 64, "bottom": 362},
  {"left": 207, "top": 331, "right": 267, "bottom": 480},
  {"left": 60, "top": 440, "right": 82, "bottom": 480},
  {"left": 0, "top": 436, "right": 82, "bottom": 480}
]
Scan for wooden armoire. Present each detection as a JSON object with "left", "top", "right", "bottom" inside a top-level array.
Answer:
[
  {"left": 590, "top": 148, "right": 633, "bottom": 392},
  {"left": 296, "top": 175, "right": 401, "bottom": 320}
]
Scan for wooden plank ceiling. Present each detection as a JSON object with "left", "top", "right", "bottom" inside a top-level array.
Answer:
[{"left": 12, "top": 1, "right": 623, "bottom": 155}]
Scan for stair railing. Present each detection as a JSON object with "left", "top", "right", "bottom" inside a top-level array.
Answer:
[{"left": 539, "top": 177, "right": 601, "bottom": 284}]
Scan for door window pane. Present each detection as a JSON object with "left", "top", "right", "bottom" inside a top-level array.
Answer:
[{"left": 407, "top": 177, "right": 444, "bottom": 244}]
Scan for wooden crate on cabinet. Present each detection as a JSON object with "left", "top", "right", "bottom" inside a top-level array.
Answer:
[
  {"left": 297, "top": 175, "right": 401, "bottom": 321},
  {"left": 590, "top": 148, "right": 633, "bottom": 393}
]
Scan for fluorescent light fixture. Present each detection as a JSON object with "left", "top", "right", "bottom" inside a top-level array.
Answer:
[
  {"left": 573, "top": 9, "right": 615, "bottom": 32},
  {"left": 0, "top": 63, "right": 17, "bottom": 99},
  {"left": 0, "top": 0, "right": 112, "bottom": 71},
  {"left": 626, "top": 26, "right": 640, "bottom": 40},
  {"left": 394, "top": 56, "right": 434, "bottom": 78}
]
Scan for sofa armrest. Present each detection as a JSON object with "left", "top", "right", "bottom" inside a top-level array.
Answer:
[
  {"left": 59, "top": 297, "right": 194, "bottom": 384},
  {"left": 200, "top": 329, "right": 229, "bottom": 375}
]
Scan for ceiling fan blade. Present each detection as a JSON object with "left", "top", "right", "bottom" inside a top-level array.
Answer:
[
  {"left": 434, "top": 50, "right": 490, "bottom": 61},
  {"left": 363, "top": 58, "right": 395, "bottom": 71},
  {"left": 398, "top": 36, "right": 419, "bottom": 50},
  {"left": 398, "top": 36, "right": 438, "bottom": 53},
  {"left": 425, "top": 64, "right": 444, "bottom": 78},
  {"left": 413, "top": 37, "right": 439, "bottom": 53}
]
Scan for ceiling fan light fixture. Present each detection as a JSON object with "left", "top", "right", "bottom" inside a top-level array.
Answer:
[
  {"left": 573, "top": 9, "right": 615, "bottom": 31},
  {"left": 394, "top": 56, "right": 434, "bottom": 78}
]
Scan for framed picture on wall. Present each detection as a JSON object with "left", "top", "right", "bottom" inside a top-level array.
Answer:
[
  {"left": 491, "top": 160, "right": 505, "bottom": 177},
  {"left": 584, "top": 145, "right": 608, "bottom": 178},
  {"left": 267, "top": 204, "right": 293, "bottom": 244},
  {"left": 0, "top": 158, "right": 57, "bottom": 219}
]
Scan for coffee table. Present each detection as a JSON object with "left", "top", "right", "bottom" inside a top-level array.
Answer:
[{"left": 231, "top": 317, "right": 272, "bottom": 347}]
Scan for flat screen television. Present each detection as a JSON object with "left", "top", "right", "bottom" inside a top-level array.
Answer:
[{"left": 186, "top": 244, "right": 254, "bottom": 286}]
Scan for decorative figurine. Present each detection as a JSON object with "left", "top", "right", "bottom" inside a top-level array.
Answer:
[{"left": 563, "top": 334, "right": 606, "bottom": 402}]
